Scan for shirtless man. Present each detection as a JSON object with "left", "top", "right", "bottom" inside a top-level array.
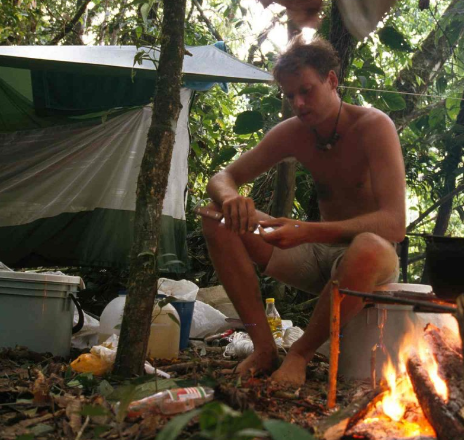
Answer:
[{"left": 202, "top": 38, "right": 406, "bottom": 386}]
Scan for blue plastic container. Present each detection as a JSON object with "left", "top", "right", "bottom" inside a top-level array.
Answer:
[
  {"left": 171, "top": 300, "right": 195, "bottom": 350},
  {"left": 156, "top": 294, "right": 195, "bottom": 350}
]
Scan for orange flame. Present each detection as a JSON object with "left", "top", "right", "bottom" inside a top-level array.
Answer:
[{"left": 362, "top": 323, "right": 450, "bottom": 437}]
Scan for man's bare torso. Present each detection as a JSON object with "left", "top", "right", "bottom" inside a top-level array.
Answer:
[{"left": 282, "top": 104, "right": 379, "bottom": 222}]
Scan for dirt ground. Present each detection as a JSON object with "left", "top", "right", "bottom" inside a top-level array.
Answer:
[{"left": 0, "top": 345, "right": 372, "bottom": 440}]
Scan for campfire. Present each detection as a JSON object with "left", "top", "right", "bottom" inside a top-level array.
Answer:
[{"left": 333, "top": 323, "right": 464, "bottom": 440}]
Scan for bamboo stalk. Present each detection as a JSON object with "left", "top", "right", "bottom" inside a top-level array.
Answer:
[{"left": 328, "top": 281, "right": 342, "bottom": 409}]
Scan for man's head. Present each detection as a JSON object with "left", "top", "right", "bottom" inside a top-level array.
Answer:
[
  {"left": 273, "top": 37, "right": 340, "bottom": 84},
  {"left": 273, "top": 38, "right": 341, "bottom": 125}
]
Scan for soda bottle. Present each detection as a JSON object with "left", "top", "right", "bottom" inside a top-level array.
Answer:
[
  {"left": 265, "top": 298, "right": 283, "bottom": 338},
  {"left": 125, "top": 386, "right": 214, "bottom": 418}
]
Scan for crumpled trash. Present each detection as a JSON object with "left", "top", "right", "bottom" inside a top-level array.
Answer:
[
  {"left": 189, "top": 300, "right": 229, "bottom": 339},
  {"left": 223, "top": 326, "right": 305, "bottom": 359},
  {"left": 72, "top": 309, "right": 99, "bottom": 349},
  {"left": 70, "top": 334, "right": 170, "bottom": 378},
  {"left": 158, "top": 278, "right": 199, "bottom": 302}
]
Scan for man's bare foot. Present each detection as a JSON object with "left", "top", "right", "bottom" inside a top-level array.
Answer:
[
  {"left": 235, "top": 350, "right": 280, "bottom": 377},
  {"left": 270, "top": 351, "right": 308, "bottom": 386}
]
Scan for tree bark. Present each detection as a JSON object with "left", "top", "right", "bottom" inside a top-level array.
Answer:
[
  {"left": 328, "top": 3, "right": 356, "bottom": 89},
  {"left": 433, "top": 90, "right": 464, "bottom": 236},
  {"left": 113, "top": 0, "right": 186, "bottom": 376},
  {"left": 407, "top": 355, "right": 464, "bottom": 440}
]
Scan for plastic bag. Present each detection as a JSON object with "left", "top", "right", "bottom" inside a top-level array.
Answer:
[
  {"left": 158, "top": 278, "right": 199, "bottom": 302},
  {"left": 189, "top": 300, "right": 229, "bottom": 338},
  {"left": 70, "top": 334, "right": 171, "bottom": 378},
  {"left": 71, "top": 309, "right": 99, "bottom": 349},
  {"left": 70, "top": 353, "right": 112, "bottom": 376}
]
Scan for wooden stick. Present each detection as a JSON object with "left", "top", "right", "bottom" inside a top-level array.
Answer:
[
  {"left": 328, "top": 281, "right": 342, "bottom": 409},
  {"left": 456, "top": 294, "right": 464, "bottom": 376},
  {"left": 339, "top": 288, "right": 456, "bottom": 313}
]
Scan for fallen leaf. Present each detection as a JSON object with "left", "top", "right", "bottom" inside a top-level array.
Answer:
[{"left": 66, "top": 399, "right": 82, "bottom": 434}]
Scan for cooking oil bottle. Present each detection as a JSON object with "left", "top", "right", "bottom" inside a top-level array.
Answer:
[{"left": 265, "top": 298, "right": 282, "bottom": 338}]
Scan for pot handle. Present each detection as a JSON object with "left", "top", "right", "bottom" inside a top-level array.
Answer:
[{"left": 70, "top": 294, "right": 85, "bottom": 334}]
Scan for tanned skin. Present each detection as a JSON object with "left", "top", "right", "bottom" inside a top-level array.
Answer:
[{"left": 203, "top": 66, "right": 406, "bottom": 385}]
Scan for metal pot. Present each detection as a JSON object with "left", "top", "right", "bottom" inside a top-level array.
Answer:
[{"left": 424, "top": 235, "right": 464, "bottom": 302}]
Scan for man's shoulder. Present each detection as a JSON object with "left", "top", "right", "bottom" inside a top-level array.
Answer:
[{"left": 350, "top": 105, "right": 394, "bottom": 131}]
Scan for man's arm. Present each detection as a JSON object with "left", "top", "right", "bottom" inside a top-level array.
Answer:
[
  {"left": 207, "top": 120, "right": 295, "bottom": 234},
  {"left": 260, "top": 112, "right": 406, "bottom": 247}
]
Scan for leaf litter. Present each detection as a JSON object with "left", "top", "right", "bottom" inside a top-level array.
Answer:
[{"left": 0, "top": 345, "right": 371, "bottom": 440}]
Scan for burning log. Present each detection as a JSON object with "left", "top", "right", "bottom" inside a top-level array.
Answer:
[{"left": 406, "top": 354, "right": 464, "bottom": 440}]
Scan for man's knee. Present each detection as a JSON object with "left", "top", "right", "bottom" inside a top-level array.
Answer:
[{"left": 349, "top": 232, "right": 396, "bottom": 267}]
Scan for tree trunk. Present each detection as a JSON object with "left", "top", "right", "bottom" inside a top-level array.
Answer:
[
  {"left": 433, "top": 90, "right": 464, "bottom": 236},
  {"left": 391, "top": 0, "right": 464, "bottom": 125},
  {"left": 421, "top": 89, "right": 464, "bottom": 282},
  {"left": 113, "top": 0, "right": 186, "bottom": 377},
  {"left": 328, "top": 2, "right": 356, "bottom": 89}
]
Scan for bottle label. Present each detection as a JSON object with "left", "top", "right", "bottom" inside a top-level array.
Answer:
[{"left": 167, "top": 387, "right": 206, "bottom": 402}]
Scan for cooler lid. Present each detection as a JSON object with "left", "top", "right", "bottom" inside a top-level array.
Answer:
[{"left": 0, "top": 271, "right": 82, "bottom": 286}]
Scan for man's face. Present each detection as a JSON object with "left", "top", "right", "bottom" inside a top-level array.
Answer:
[{"left": 279, "top": 67, "right": 335, "bottom": 125}]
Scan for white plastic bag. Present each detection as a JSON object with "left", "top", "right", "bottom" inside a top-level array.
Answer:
[
  {"left": 189, "top": 300, "right": 229, "bottom": 338},
  {"left": 71, "top": 309, "right": 100, "bottom": 349},
  {"left": 158, "top": 278, "right": 199, "bottom": 302}
]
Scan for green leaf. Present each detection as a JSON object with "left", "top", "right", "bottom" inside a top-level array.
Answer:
[
  {"left": 264, "top": 419, "right": 316, "bottom": 440},
  {"left": 234, "top": 111, "right": 264, "bottom": 134},
  {"left": 381, "top": 92, "right": 406, "bottom": 111},
  {"left": 135, "top": 26, "right": 143, "bottom": 39},
  {"left": 238, "top": 85, "right": 270, "bottom": 96},
  {"left": 261, "top": 96, "right": 282, "bottom": 113},
  {"left": 93, "top": 425, "right": 112, "bottom": 438},
  {"left": 97, "top": 380, "right": 114, "bottom": 398},
  {"left": 378, "top": 26, "right": 412, "bottom": 52},
  {"left": 210, "top": 147, "right": 237, "bottom": 169},
  {"left": 81, "top": 404, "right": 111, "bottom": 417},
  {"left": 140, "top": 3, "right": 150, "bottom": 25},
  {"left": 15, "top": 435, "right": 34, "bottom": 440},
  {"left": 30, "top": 424, "right": 54, "bottom": 435},
  {"left": 156, "top": 409, "right": 202, "bottom": 440},
  {"left": 436, "top": 76, "right": 447, "bottom": 94}
]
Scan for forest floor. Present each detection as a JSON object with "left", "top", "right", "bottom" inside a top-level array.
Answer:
[{"left": 0, "top": 345, "right": 372, "bottom": 440}]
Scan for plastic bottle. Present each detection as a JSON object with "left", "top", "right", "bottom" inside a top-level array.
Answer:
[
  {"left": 265, "top": 298, "right": 283, "bottom": 338},
  {"left": 147, "top": 302, "right": 180, "bottom": 360},
  {"left": 98, "top": 291, "right": 127, "bottom": 344},
  {"left": 125, "top": 386, "right": 214, "bottom": 418},
  {"left": 99, "top": 293, "right": 181, "bottom": 360}
]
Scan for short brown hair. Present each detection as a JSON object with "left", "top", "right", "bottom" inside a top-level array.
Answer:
[{"left": 273, "top": 36, "right": 340, "bottom": 83}]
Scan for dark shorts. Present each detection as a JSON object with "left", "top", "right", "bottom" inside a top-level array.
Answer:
[{"left": 262, "top": 242, "right": 399, "bottom": 295}]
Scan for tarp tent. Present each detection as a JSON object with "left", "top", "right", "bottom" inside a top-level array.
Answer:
[{"left": 0, "top": 45, "right": 272, "bottom": 271}]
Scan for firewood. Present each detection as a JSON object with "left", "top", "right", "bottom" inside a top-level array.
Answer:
[
  {"left": 406, "top": 354, "right": 464, "bottom": 440},
  {"left": 314, "top": 389, "right": 380, "bottom": 440}
]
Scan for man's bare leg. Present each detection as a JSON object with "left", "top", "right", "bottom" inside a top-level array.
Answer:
[
  {"left": 202, "top": 205, "right": 279, "bottom": 375},
  {"left": 271, "top": 232, "right": 399, "bottom": 385}
]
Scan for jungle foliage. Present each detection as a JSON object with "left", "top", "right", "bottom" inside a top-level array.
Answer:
[{"left": 2, "top": 0, "right": 464, "bottom": 285}]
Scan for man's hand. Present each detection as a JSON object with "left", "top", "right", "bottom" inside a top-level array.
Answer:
[
  {"left": 222, "top": 195, "right": 259, "bottom": 235},
  {"left": 258, "top": 218, "right": 306, "bottom": 249},
  {"left": 258, "top": 0, "right": 323, "bottom": 28}
]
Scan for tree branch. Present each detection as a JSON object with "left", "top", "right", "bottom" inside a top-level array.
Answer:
[
  {"left": 247, "top": 10, "right": 286, "bottom": 64},
  {"left": 192, "top": 0, "right": 223, "bottom": 41},
  {"left": 406, "top": 183, "right": 464, "bottom": 232},
  {"left": 49, "top": 0, "right": 92, "bottom": 45}
]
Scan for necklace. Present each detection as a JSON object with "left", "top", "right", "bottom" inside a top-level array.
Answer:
[{"left": 311, "top": 99, "right": 343, "bottom": 151}]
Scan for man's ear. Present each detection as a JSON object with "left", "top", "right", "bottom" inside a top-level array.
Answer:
[{"left": 328, "top": 70, "right": 339, "bottom": 89}]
